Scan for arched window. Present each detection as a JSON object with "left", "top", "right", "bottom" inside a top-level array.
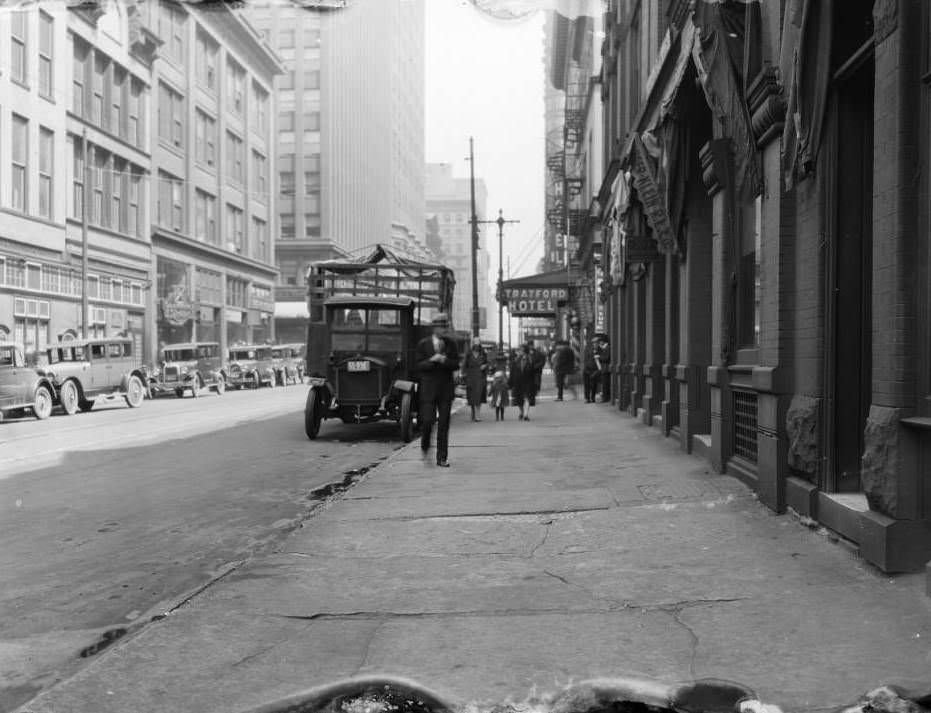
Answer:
[{"left": 0, "top": 324, "right": 10, "bottom": 341}]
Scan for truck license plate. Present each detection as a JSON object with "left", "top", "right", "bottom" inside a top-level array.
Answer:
[{"left": 347, "top": 361, "right": 370, "bottom": 373}]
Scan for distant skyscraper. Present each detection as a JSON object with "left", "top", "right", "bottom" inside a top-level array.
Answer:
[
  {"left": 425, "top": 163, "right": 493, "bottom": 338},
  {"left": 245, "top": 0, "right": 428, "bottom": 338}
]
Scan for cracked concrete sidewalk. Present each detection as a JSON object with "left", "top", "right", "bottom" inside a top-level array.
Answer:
[{"left": 19, "top": 393, "right": 931, "bottom": 713}]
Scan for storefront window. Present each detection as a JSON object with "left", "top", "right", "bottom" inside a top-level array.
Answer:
[{"left": 157, "top": 256, "right": 193, "bottom": 344}]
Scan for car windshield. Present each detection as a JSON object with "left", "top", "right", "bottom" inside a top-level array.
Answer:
[
  {"left": 230, "top": 350, "right": 256, "bottom": 361},
  {"left": 166, "top": 349, "right": 197, "bottom": 361},
  {"left": 331, "top": 308, "right": 401, "bottom": 329}
]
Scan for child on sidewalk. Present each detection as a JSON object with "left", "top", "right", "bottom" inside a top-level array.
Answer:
[{"left": 489, "top": 370, "right": 509, "bottom": 421}]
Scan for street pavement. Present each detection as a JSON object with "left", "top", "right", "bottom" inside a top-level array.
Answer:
[
  {"left": 11, "top": 386, "right": 931, "bottom": 713},
  {"left": 0, "top": 385, "right": 406, "bottom": 712}
]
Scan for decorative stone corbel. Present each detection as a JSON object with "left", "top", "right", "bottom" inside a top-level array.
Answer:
[
  {"left": 699, "top": 139, "right": 732, "bottom": 197},
  {"left": 747, "top": 67, "right": 786, "bottom": 149}
]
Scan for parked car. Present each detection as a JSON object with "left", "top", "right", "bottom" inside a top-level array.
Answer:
[
  {"left": 0, "top": 343, "right": 58, "bottom": 420},
  {"left": 41, "top": 338, "right": 147, "bottom": 413},
  {"left": 227, "top": 345, "right": 277, "bottom": 389},
  {"left": 270, "top": 344, "right": 305, "bottom": 385},
  {"left": 151, "top": 342, "right": 227, "bottom": 398}
]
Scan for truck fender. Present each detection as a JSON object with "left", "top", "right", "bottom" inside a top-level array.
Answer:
[
  {"left": 392, "top": 380, "right": 416, "bottom": 394},
  {"left": 121, "top": 370, "right": 147, "bottom": 392}
]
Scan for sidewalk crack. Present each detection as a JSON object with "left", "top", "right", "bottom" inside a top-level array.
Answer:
[
  {"left": 353, "top": 620, "right": 386, "bottom": 676},
  {"left": 669, "top": 607, "right": 700, "bottom": 680},
  {"left": 528, "top": 519, "right": 554, "bottom": 558}
]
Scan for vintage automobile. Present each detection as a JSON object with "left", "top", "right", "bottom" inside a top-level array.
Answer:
[
  {"left": 270, "top": 344, "right": 303, "bottom": 386},
  {"left": 227, "top": 344, "right": 277, "bottom": 389},
  {"left": 151, "top": 342, "right": 227, "bottom": 398},
  {"left": 0, "top": 343, "right": 58, "bottom": 420},
  {"left": 41, "top": 338, "right": 147, "bottom": 413},
  {"left": 304, "top": 296, "right": 428, "bottom": 441}
]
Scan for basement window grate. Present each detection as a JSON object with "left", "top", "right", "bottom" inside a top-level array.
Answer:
[{"left": 732, "top": 390, "right": 758, "bottom": 463}]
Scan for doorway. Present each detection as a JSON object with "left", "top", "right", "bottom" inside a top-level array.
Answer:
[{"left": 827, "top": 7, "right": 874, "bottom": 492}]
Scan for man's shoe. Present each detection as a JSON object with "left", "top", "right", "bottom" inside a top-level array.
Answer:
[{"left": 436, "top": 459, "right": 450, "bottom": 467}]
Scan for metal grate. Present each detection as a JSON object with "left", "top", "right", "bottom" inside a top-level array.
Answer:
[
  {"left": 337, "top": 369, "right": 382, "bottom": 405},
  {"left": 732, "top": 390, "right": 759, "bottom": 463}
]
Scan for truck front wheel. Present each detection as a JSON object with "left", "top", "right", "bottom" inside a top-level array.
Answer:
[{"left": 305, "top": 388, "right": 322, "bottom": 440}]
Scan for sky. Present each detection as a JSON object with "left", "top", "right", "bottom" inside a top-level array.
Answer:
[{"left": 424, "top": 0, "right": 546, "bottom": 281}]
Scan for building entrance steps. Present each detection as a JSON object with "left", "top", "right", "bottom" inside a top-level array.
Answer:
[{"left": 21, "top": 396, "right": 931, "bottom": 713}]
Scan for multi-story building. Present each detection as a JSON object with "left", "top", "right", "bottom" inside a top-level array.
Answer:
[
  {"left": 588, "top": 0, "right": 931, "bottom": 573},
  {"left": 0, "top": 4, "right": 153, "bottom": 357},
  {"left": 425, "top": 163, "right": 492, "bottom": 338},
  {"left": 245, "top": 0, "right": 428, "bottom": 337},
  {"left": 145, "top": 0, "right": 282, "bottom": 357}
]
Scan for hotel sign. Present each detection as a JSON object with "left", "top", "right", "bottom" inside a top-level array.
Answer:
[
  {"left": 630, "top": 134, "right": 676, "bottom": 254},
  {"left": 503, "top": 287, "right": 569, "bottom": 317}
]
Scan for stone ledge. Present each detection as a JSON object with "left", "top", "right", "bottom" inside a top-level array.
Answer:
[{"left": 786, "top": 476, "right": 818, "bottom": 519}]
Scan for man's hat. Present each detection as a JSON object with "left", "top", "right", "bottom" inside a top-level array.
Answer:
[{"left": 431, "top": 313, "right": 450, "bottom": 326}]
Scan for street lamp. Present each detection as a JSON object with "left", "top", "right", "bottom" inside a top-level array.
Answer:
[{"left": 494, "top": 209, "right": 519, "bottom": 353}]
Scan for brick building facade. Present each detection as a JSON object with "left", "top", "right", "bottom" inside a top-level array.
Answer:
[{"left": 588, "top": 0, "right": 931, "bottom": 572}]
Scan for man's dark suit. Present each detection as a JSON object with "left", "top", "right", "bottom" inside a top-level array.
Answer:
[{"left": 414, "top": 334, "right": 461, "bottom": 462}]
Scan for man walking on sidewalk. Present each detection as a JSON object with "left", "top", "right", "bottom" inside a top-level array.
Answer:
[
  {"left": 552, "top": 339, "right": 576, "bottom": 401},
  {"left": 415, "top": 313, "right": 460, "bottom": 467}
]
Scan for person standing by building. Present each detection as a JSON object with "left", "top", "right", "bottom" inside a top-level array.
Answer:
[
  {"left": 582, "top": 337, "right": 600, "bottom": 404},
  {"left": 552, "top": 339, "right": 576, "bottom": 401},
  {"left": 414, "top": 314, "right": 460, "bottom": 467},
  {"left": 597, "top": 336, "right": 611, "bottom": 403},
  {"left": 463, "top": 337, "right": 489, "bottom": 422}
]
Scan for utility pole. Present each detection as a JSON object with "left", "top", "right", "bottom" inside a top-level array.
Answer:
[
  {"left": 473, "top": 210, "right": 519, "bottom": 354},
  {"left": 467, "top": 137, "right": 480, "bottom": 339},
  {"left": 81, "top": 129, "right": 90, "bottom": 339}
]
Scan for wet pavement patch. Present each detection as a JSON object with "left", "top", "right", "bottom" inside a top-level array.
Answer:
[{"left": 78, "top": 627, "right": 127, "bottom": 658}]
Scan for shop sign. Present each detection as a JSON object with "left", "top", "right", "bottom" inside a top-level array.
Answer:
[
  {"left": 503, "top": 287, "right": 569, "bottom": 317},
  {"left": 624, "top": 235, "right": 663, "bottom": 263},
  {"left": 160, "top": 284, "right": 194, "bottom": 326},
  {"left": 630, "top": 134, "right": 676, "bottom": 253}
]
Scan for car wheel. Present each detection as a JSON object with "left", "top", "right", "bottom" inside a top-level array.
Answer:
[
  {"left": 215, "top": 376, "right": 226, "bottom": 395},
  {"left": 400, "top": 391, "right": 414, "bottom": 443},
  {"left": 268, "top": 373, "right": 277, "bottom": 388},
  {"left": 78, "top": 399, "right": 95, "bottom": 413},
  {"left": 305, "top": 388, "right": 322, "bottom": 439},
  {"left": 252, "top": 373, "right": 261, "bottom": 390},
  {"left": 59, "top": 380, "right": 79, "bottom": 416},
  {"left": 174, "top": 388, "right": 184, "bottom": 398},
  {"left": 125, "top": 375, "right": 145, "bottom": 408},
  {"left": 33, "top": 385, "right": 53, "bottom": 420}
]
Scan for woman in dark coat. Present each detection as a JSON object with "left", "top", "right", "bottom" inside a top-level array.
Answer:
[
  {"left": 509, "top": 343, "right": 538, "bottom": 421},
  {"left": 462, "top": 338, "right": 489, "bottom": 421}
]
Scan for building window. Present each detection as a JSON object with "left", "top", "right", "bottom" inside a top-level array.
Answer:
[
  {"left": 303, "top": 111, "right": 320, "bottom": 132},
  {"left": 38, "top": 127, "right": 53, "bottom": 220},
  {"left": 129, "top": 172, "right": 142, "bottom": 238},
  {"left": 252, "top": 84, "right": 268, "bottom": 134},
  {"left": 160, "top": 1, "right": 186, "bottom": 65},
  {"left": 196, "top": 29, "right": 218, "bottom": 92},
  {"left": 93, "top": 52, "right": 109, "bottom": 129},
  {"left": 72, "top": 138, "right": 84, "bottom": 220},
  {"left": 227, "top": 60, "right": 245, "bottom": 116},
  {"left": 279, "top": 28, "right": 295, "bottom": 49},
  {"left": 73, "top": 38, "right": 89, "bottom": 117},
  {"left": 39, "top": 11, "right": 53, "bottom": 98},
  {"left": 279, "top": 71, "right": 295, "bottom": 91},
  {"left": 280, "top": 213, "right": 295, "bottom": 239},
  {"left": 92, "top": 147, "right": 108, "bottom": 228},
  {"left": 253, "top": 151, "right": 267, "bottom": 198},
  {"left": 112, "top": 158, "right": 125, "bottom": 233},
  {"left": 226, "top": 131, "right": 244, "bottom": 184},
  {"left": 252, "top": 218, "right": 268, "bottom": 261},
  {"left": 11, "top": 11, "right": 27, "bottom": 86},
  {"left": 304, "top": 213, "right": 320, "bottom": 239},
  {"left": 195, "top": 109, "right": 216, "bottom": 166},
  {"left": 304, "top": 27, "right": 320, "bottom": 47},
  {"left": 279, "top": 155, "right": 295, "bottom": 196},
  {"left": 12, "top": 115, "right": 28, "bottom": 213},
  {"left": 196, "top": 267, "right": 222, "bottom": 305},
  {"left": 158, "top": 171, "right": 183, "bottom": 232},
  {"left": 303, "top": 70, "right": 320, "bottom": 90},
  {"left": 194, "top": 189, "right": 216, "bottom": 244},
  {"left": 226, "top": 276, "right": 247, "bottom": 308},
  {"left": 737, "top": 196, "right": 762, "bottom": 350},
  {"left": 280, "top": 111, "right": 295, "bottom": 132},
  {"left": 158, "top": 82, "right": 184, "bottom": 149},
  {"left": 227, "top": 204, "right": 244, "bottom": 253},
  {"left": 112, "top": 66, "right": 125, "bottom": 137},
  {"left": 304, "top": 171, "right": 320, "bottom": 195},
  {"left": 128, "top": 79, "right": 144, "bottom": 148}
]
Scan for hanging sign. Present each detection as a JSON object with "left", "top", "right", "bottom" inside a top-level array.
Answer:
[
  {"left": 630, "top": 134, "right": 677, "bottom": 253},
  {"left": 624, "top": 235, "right": 663, "bottom": 263},
  {"left": 160, "top": 284, "right": 195, "bottom": 326},
  {"left": 503, "top": 286, "right": 569, "bottom": 317}
]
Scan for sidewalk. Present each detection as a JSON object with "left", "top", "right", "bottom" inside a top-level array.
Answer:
[{"left": 20, "top": 391, "right": 931, "bottom": 713}]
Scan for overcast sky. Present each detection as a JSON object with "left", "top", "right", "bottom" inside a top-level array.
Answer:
[{"left": 424, "top": 0, "right": 546, "bottom": 280}]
